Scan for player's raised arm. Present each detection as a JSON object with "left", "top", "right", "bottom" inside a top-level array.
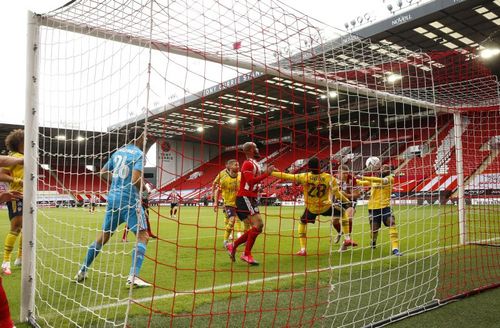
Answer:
[
  {"left": 359, "top": 176, "right": 392, "bottom": 184},
  {"left": 356, "top": 179, "right": 372, "bottom": 187},
  {"left": 270, "top": 171, "right": 303, "bottom": 184},
  {"left": 241, "top": 161, "right": 274, "bottom": 185}
]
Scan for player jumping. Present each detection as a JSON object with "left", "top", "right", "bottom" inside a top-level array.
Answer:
[{"left": 227, "top": 142, "right": 274, "bottom": 265}]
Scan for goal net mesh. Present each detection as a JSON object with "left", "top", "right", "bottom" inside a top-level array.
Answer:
[{"left": 23, "top": 0, "right": 499, "bottom": 327}]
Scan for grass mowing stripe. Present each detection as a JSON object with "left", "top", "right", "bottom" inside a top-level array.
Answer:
[{"left": 83, "top": 235, "right": 500, "bottom": 313}]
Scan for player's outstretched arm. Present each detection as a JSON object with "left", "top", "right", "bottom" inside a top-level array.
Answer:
[
  {"left": 0, "top": 155, "right": 23, "bottom": 168},
  {"left": 241, "top": 163, "right": 275, "bottom": 184},
  {"left": 360, "top": 176, "right": 390, "bottom": 184},
  {"left": 270, "top": 171, "right": 302, "bottom": 184}
]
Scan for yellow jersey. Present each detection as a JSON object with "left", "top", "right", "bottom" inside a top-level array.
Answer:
[
  {"left": 359, "top": 175, "right": 394, "bottom": 210},
  {"left": 213, "top": 170, "right": 240, "bottom": 207},
  {"left": 4, "top": 151, "right": 23, "bottom": 192},
  {"left": 271, "top": 171, "right": 349, "bottom": 214}
]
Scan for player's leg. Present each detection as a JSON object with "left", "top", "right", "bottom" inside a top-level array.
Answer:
[
  {"left": 240, "top": 212, "right": 263, "bottom": 265},
  {"left": 144, "top": 207, "right": 156, "bottom": 239},
  {"left": 369, "top": 209, "right": 381, "bottom": 249},
  {"left": 173, "top": 204, "right": 178, "bottom": 218},
  {"left": 122, "top": 225, "right": 129, "bottom": 242},
  {"left": 170, "top": 204, "right": 174, "bottom": 218},
  {"left": 14, "top": 233, "right": 22, "bottom": 267},
  {"left": 340, "top": 207, "right": 356, "bottom": 241},
  {"left": 75, "top": 207, "right": 116, "bottom": 281},
  {"left": 223, "top": 217, "right": 236, "bottom": 249},
  {"left": 296, "top": 209, "right": 312, "bottom": 256},
  {"left": 223, "top": 207, "right": 236, "bottom": 248},
  {"left": 336, "top": 207, "right": 357, "bottom": 252},
  {"left": 127, "top": 207, "right": 151, "bottom": 287},
  {"left": 347, "top": 206, "right": 355, "bottom": 235},
  {"left": 332, "top": 217, "right": 342, "bottom": 243},
  {"left": 75, "top": 230, "right": 112, "bottom": 282},
  {"left": 228, "top": 197, "right": 249, "bottom": 261},
  {"left": 383, "top": 208, "right": 401, "bottom": 256},
  {"left": 3, "top": 201, "right": 22, "bottom": 275},
  {"left": 234, "top": 219, "right": 243, "bottom": 239}
]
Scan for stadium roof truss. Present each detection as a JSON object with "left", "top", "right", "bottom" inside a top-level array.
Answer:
[{"left": 106, "top": 0, "right": 500, "bottom": 143}]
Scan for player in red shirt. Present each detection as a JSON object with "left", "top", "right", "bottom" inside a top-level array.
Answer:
[{"left": 227, "top": 142, "right": 274, "bottom": 265}]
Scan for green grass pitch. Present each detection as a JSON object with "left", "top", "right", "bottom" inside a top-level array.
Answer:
[{"left": 0, "top": 204, "right": 499, "bottom": 327}]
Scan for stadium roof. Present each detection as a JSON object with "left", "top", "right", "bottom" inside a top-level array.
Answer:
[{"left": 113, "top": 0, "right": 500, "bottom": 145}]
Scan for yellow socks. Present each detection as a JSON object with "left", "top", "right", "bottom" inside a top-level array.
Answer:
[
  {"left": 4, "top": 231, "right": 19, "bottom": 263},
  {"left": 234, "top": 220, "right": 242, "bottom": 237},
  {"left": 17, "top": 233, "right": 22, "bottom": 260},
  {"left": 224, "top": 220, "right": 234, "bottom": 242},
  {"left": 341, "top": 212, "right": 351, "bottom": 240},
  {"left": 389, "top": 226, "right": 399, "bottom": 250},
  {"left": 298, "top": 222, "right": 307, "bottom": 250}
]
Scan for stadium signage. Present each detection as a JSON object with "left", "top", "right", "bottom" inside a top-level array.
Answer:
[
  {"left": 202, "top": 71, "right": 264, "bottom": 96},
  {"left": 391, "top": 14, "right": 412, "bottom": 26}
]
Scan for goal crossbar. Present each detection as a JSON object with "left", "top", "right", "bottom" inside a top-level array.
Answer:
[{"left": 38, "top": 15, "right": 443, "bottom": 112}]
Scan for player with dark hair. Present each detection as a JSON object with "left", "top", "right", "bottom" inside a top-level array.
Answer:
[
  {"left": 75, "top": 127, "right": 152, "bottom": 287},
  {"left": 272, "top": 157, "right": 356, "bottom": 256},
  {"left": 358, "top": 164, "right": 402, "bottom": 256},
  {"left": 0, "top": 129, "right": 24, "bottom": 275},
  {"left": 227, "top": 142, "right": 274, "bottom": 265}
]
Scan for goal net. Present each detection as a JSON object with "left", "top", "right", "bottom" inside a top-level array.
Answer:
[{"left": 19, "top": 0, "right": 499, "bottom": 327}]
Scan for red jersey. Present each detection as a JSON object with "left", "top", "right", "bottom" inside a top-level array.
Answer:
[
  {"left": 0, "top": 277, "right": 13, "bottom": 328},
  {"left": 238, "top": 158, "right": 269, "bottom": 198},
  {"left": 340, "top": 173, "right": 359, "bottom": 199}
]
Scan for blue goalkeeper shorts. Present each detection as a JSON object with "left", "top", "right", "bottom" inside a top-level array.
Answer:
[{"left": 102, "top": 203, "right": 146, "bottom": 234}]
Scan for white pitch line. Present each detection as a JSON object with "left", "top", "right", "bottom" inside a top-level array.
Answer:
[
  {"left": 84, "top": 235, "right": 500, "bottom": 313},
  {"left": 85, "top": 243, "right": 444, "bottom": 312}
]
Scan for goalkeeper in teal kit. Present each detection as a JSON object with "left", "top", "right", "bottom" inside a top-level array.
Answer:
[{"left": 75, "top": 128, "right": 151, "bottom": 287}]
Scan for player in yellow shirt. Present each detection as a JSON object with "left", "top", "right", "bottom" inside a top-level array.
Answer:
[
  {"left": 271, "top": 157, "right": 357, "bottom": 256},
  {"left": 212, "top": 159, "right": 249, "bottom": 249},
  {"left": 358, "top": 164, "right": 402, "bottom": 256},
  {"left": 0, "top": 129, "right": 25, "bottom": 275}
]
